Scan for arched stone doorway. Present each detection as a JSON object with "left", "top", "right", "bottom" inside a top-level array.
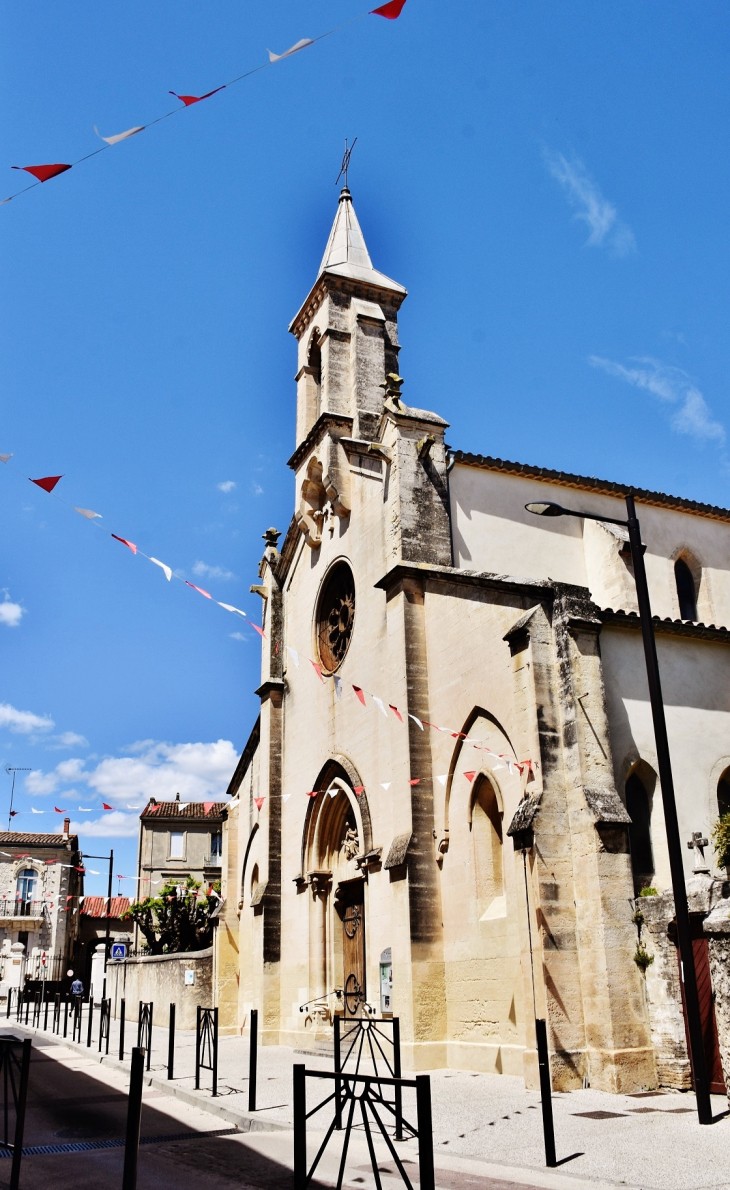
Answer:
[{"left": 302, "top": 758, "right": 371, "bottom": 1026}]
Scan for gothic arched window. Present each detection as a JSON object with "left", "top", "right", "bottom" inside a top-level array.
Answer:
[
  {"left": 675, "top": 557, "right": 698, "bottom": 621},
  {"left": 626, "top": 772, "right": 654, "bottom": 892},
  {"left": 718, "top": 768, "right": 730, "bottom": 820},
  {"left": 471, "top": 776, "right": 504, "bottom": 913}
]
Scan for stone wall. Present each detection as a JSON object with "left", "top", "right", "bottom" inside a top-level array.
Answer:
[
  {"left": 636, "top": 892, "right": 691, "bottom": 1089},
  {"left": 107, "top": 947, "right": 213, "bottom": 1030}
]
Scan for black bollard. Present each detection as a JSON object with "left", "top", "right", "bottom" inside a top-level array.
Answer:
[
  {"left": 63, "top": 996, "right": 69, "bottom": 1038},
  {"left": 248, "top": 1008, "right": 258, "bottom": 1112},
  {"left": 122, "top": 1047, "right": 145, "bottom": 1190},
  {"left": 43, "top": 993, "right": 49, "bottom": 1031},
  {"left": 535, "top": 1018, "right": 557, "bottom": 1167},
  {"left": 87, "top": 996, "right": 94, "bottom": 1047},
  {"left": 293, "top": 1064, "right": 306, "bottom": 1190},
  {"left": 333, "top": 1016, "right": 342, "bottom": 1130},
  {"left": 119, "top": 997, "right": 126, "bottom": 1060},
  {"left": 393, "top": 1017, "right": 403, "bottom": 1142},
  {"left": 9, "top": 1038, "right": 31, "bottom": 1190},
  {"left": 415, "top": 1075, "right": 435, "bottom": 1190},
  {"left": 167, "top": 1003, "right": 175, "bottom": 1080}
]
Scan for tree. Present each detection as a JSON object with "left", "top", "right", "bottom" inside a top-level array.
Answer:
[{"left": 122, "top": 876, "right": 222, "bottom": 954}]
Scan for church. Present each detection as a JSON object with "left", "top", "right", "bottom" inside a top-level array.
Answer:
[{"left": 214, "top": 184, "right": 730, "bottom": 1094}]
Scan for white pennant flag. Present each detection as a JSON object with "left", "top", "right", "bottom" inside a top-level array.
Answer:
[
  {"left": 286, "top": 646, "right": 300, "bottom": 668},
  {"left": 372, "top": 696, "right": 388, "bottom": 718},
  {"left": 435, "top": 774, "right": 448, "bottom": 786},
  {"left": 282, "top": 793, "right": 291, "bottom": 803},
  {"left": 219, "top": 602, "right": 247, "bottom": 617},
  {"left": 78, "top": 807, "right": 94, "bottom": 811},
  {"left": 178, "top": 803, "right": 190, "bottom": 810},
  {"left": 409, "top": 714, "right": 424, "bottom": 731},
  {"left": 327, "top": 784, "right": 338, "bottom": 799},
  {"left": 31, "top": 807, "right": 44, "bottom": 814},
  {"left": 380, "top": 782, "right": 391, "bottom": 791},
  {"left": 94, "top": 124, "right": 145, "bottom": 145},
  {"left": 0, "top": 453, "right": 13, "bottom": 463},
  {"left": 267, "top": 38, "right": 314, "bottom": 62},
  {"left": 334, "top": 676, "right": 342, "bottom": 701},
  {"left": 150, "top": 557, "right": 172, "bottom": 581},
  {"left": 75, "top": 507, "right": 102, "bottom": 519}
]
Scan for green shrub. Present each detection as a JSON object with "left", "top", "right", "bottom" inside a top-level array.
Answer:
[
  {"left": 639, "top": 886, "right": 658, "bottom": 897},
  {"left": 712, "top": 813, "right": 730, "bottom": 870},
  {"left": 633, "top": 942, "right": 654, "bottom": 974}
]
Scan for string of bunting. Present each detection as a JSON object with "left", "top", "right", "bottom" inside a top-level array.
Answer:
[{"left": 3, "top": 0, "right": 408, "bottom": 207}]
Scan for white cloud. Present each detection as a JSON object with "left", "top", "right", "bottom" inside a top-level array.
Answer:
[
  {"left": 46, "top": 731, "right": 89, "bottom": 751},
  {"left": 0, "top": 703, "right": 54, "bottom": 735},
  {"left": 69, "top": 810, "right": 140, "bottom": 838},
  {"left": 26, "top": 769, "right": 59, "bottom": 795},
  {"left": 192, "top": 561, "right": 235, "bottom": 581},
  {"left": 252, "top": 481, "right": 263, "bottom": 496},
  {"left": 0, "top": 593, "right": 24, "bottom": 628},
  {"left": 217, "top": 480, "right": 236, "bottom": 493},
  {"left": 545, "top": 151, "right": 636, "bottom": 257},
  {"left": 589, "top": 356, "right": 725, "bottom": 444},
  {"left": 230, "top": 631, "right": 247, "bottom": 642}
]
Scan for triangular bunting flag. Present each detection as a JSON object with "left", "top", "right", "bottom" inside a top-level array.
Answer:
[
  {"left": 409, "top": 714, "right": 423, "bottom": 730},
  {"left": 334, "top": 676, "right": 343, "bottom": 701},
  {"left": 94, "top": 124, "right": 145, "bottom": 145},
  {"left": 389, "top": 705, "right": 403, "bottom": 722},
  {"left": 186, "top": 580, "right": 211, "bottom": 598},
  {"left": 169, "top": 86, "right": 226, "bottom": 106},
  {"left": 219, "top": 602, "right": 247, "bottom": 617},
  {"left": 310, "top": 660, "right": 324, "bottom": 682},
  {"left": 112, "top": 534, "right": 137, "bottom": 554},
  {"left": 282, "top": 794, "right": 291, "bottom": 803},
  {"left": 286, "top": 646, "right": 300, "bottom": 667},
  {"left": 463, "top": 771, "right": 476, "bottom": 783},
  {"left": 12, "top": 164, "right": 71, "bottom": 183},
  {"left": 254, "top": 797, "right": 265, "bottom": 811},
  {"left": 408, "top": 778, "right": 421, "bottom": 786},
  {"left": 380, "top": 782, "right": 391, "bottom": 791},
  {"left": 54, "top": 806, "right": 67, "bottom": 813},
  {"left": 305, "top": 790, "right": 318, "bottom": 798},
  {"left": 250, "top": 623, "right": 266, "bottom": 638},
  {"left": 435, "top": 774, "right": 448, "bottom": 786},
  {"left": 0, "top": 454, "right": 13, "bottom": 463},
  {"left": 150, "top": 557, "right": 172, "bottom": 581},
  {"left": 31, "top": 475, "right": 63, "bottom": 492},
  {"left": 371, "top": 0, "right": 407, "bottom": 16},
  {"left": 354, "top": 785, "right": 365, "bottom": 796},
  {"left": 102, "top": 803, "right": 114, "bottom": 810},
  {"left": 31, "top": 808, "right": 44, "bottom": 814},
  {"left": 267, "top": 39, "right": 314, "bottom": 62},
  {"left": 75, "top": 507, "right": 101, "bottom": 519},
  {"left": 372, "top": 696, "right": 388, "bottom": 718},
  {"left": 353, "top": 686, "right": 367, "bottom": 706}
]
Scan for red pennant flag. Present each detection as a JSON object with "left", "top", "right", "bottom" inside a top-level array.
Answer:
[
  {"left": 12, "top": 163, "right": 72, "bottom": 183},
  {"left": 310, "top": 660, "right": 324, "bottom": 682},
  {"left": 31, "top": 475, "right": 63, "bottom": 493},
  {"left": 408, "top": 779, "right": 420, "bottom": 786},
  {"left": 169, "top": 86, "right": 225, "bottom": 106},
  {"left": 54, "top": 806, "right": 67, "bottom": 813},
  {"left": 185, "top": 580, "right": 212, "bottom": 598},
  {"left": 463, "top": 771, "right": 476, "bottom": 783},
  {"left": 9, "top": 811, "right": 17, "bottom": 818},
  {"left": 353, "top": 686, "right": 367, "bottom": 706},
  {"left": 112, "top": 534, "right": 137, "bottom": 554},
  {"left": 102, "top": 803, "right": 114, "bottom": 810},
  {"left": 203, "top": 801, "right": 215, "bottom": 813},
  {"left": 305, "top": 790, "right": 318, "bottom": 798},
  {"left": 250, "top": 623, "right": 266, "bottom": 638},
  {"left": 371, "top": 0, "right": 407, "bottom": 17},
  {"left": 353, "top": 785, "right": 365, "bottom": 797},
  {"left": 66, "top": 895, "right": 73, "bottom": 903},
  {"left": 389, "top": 705, "right": 403, "bottom": 722},
  {"left": 254, "top": 797, "right": 265, "bottom": 811}
]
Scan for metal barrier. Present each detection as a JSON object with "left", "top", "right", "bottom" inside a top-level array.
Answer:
[
  {"left": 63, "top": 996, "right": 70, "bottom": 1039},
  {"left": 195, "top": 1006, "right": 218, "bottom": 1097},
  {"left": 86, "top": 996, "right": 94, "bottom": 1047},
  {"left": 248, "top": 1008, "right": 258, "bottom": 1111},
  {"left": 0, "top": 1035, "right": 32, "bottom": 1190},
  {"left": 99, "top": 998, "right": 111, "bottom": 1055},
  {"left": 5, "top": 989, "right": 14, "bottom": 1020},
  {"left": 119, "top": 998, "right": 126, "bottom": 1060},
  {"left": 333, "top": 1016, "right": 402, "bottom": 1137},
  {"left": 292, "top": 1065, "right": 432, "bottom": 1190},
  {"left": 535, "top": 1018, "right": 557, "bottom": 1167},
  {"left": 52, "top": 993, "right": 61, "bottom": 1035},
  {"left": 122, "top": 1047, "right": 145, "bottom": 1190},
  {"left": 31, "top": 993, "right": 41, "bottom": 1028},
  {"left": 72, "top": 997, "right": 83, "bottom": 1044},
  {"left": 137, "top": 1002, "right": 153, "bottom": 1071}
]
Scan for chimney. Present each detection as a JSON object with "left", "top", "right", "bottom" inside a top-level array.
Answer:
[{"left": 63, "top": 817, "right": 70, "bottom": 838}]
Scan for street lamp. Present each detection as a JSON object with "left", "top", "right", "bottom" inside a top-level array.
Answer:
[{"left": 525, "top": 493, "right": 712, "bottom": 1124}]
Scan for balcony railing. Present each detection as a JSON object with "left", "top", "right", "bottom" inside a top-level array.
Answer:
[
  {"left": 204, "top": 855, "right": 222, "bottom": 867},
  {"left": 0, "top": 901, "right": 46, "bottom": 919}
]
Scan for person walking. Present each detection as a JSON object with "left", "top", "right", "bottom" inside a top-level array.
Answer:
[{"left": 70, "top": 976, "right": 84, "bottom": 1014}]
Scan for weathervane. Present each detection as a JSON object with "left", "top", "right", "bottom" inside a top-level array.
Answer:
[{"left": 335, "top": 137, "right": 358, "bottom": 188}]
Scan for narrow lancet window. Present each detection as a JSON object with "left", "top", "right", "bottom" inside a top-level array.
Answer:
[{"left": 675, "top": 557, "right": 698, "bottom": 621}]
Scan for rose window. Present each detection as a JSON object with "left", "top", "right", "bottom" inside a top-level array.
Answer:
[{"left": 317, "top": 563, "right": 355, "bottom": 673}]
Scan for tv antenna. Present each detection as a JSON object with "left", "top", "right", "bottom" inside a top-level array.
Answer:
[
  {"left": 5, "top": 766, "right": 30, "bottom": 830},
  {"left": 336, "top": 137, "right": 358, "bottom": 188}
]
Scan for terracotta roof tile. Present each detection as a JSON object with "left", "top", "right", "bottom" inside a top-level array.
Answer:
[
  {"left": 80, "top": 896, "right": 130, "bottom": 918},
  {"left": 0, "top": 832, "right": 78, "bottom": 848},
  {"left": 140, "top": 801, "right": 228, "bottom": 820}
]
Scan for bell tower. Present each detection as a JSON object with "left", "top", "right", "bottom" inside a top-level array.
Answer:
[{"left": 289, "top": 186, "right": 407, "bottom": 446}]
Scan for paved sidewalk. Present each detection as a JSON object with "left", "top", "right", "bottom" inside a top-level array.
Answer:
[{"left": 11, "top": 1008, "right": 730, "bottom": 1190}]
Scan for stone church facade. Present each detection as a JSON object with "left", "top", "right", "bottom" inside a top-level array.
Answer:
[{"left": 215, "top": 186, "right": 730, "bottom": 1093}]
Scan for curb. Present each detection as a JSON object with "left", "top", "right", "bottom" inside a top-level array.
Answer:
[{"left": 9, "top": 1021, "right": 289, "bottom": 1134}]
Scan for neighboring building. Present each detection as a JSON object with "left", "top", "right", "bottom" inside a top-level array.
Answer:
[
  {"left": 216, "top": 185, "right": 730, "bottom": 1095},
  {"left": 78, "top": 896, "right": 132, "bottom": 998},
  {"left": 136, "top": 795, "right": 226, "bottom": 901},
  {"left": 0, "top": 821, "right": 83, "bottom": 986}
]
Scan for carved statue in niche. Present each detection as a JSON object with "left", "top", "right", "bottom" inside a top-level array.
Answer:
[
  {"left": 340, "top": 824, "right": 360, "bottom": 863},
  {"left": 296, "top": 443, "right": 351, "bottom": 549},
  {"left": 296, "top": 457, "right": 328, "bottom": 547}
]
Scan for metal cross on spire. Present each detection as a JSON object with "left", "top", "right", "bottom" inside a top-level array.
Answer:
[{"left": 335, "top": 137, "right": 358, "bottom": 188}]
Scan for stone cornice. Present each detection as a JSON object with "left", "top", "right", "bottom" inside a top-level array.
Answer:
[
  {"left": 287, "top": 413, "right": 354, "bottom": 472},
  {"left": 289, "top": 272, "right": 406, "bottom": 340},
  {"left": 255, "top": 678, "right": 286, "bottom": 703},
  {"left": 374, "top": 561, "right": 554, "bottom": 602}
]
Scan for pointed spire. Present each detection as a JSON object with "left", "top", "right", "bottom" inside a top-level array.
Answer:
[{"left": 318, "top": 187, "right": 406, "bottom": 295}]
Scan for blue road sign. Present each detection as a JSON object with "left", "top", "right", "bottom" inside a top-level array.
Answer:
[{"left": 110, "top": 942, "right": 127, "bottom": 960}]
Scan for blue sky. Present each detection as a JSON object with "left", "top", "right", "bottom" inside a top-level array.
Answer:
[{"left": 2, "top": 1, "right": 729, "bottom": 894}]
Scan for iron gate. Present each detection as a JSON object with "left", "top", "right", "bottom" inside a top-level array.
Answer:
[
  {"left": 195, "top": 1006, "right": 218, "bottom": 1096},
  {"left": 137, "top": 1001, "right": 153, "bottom": 1071}
]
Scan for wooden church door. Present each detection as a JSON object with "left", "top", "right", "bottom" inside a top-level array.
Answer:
[{"left": 341, "top": 883, "right": 366, "bottom": 1017}]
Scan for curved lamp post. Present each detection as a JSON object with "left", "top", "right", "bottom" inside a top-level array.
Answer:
[{"left": 525, "top": 494, "right": 712, "bottom": 1125}]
